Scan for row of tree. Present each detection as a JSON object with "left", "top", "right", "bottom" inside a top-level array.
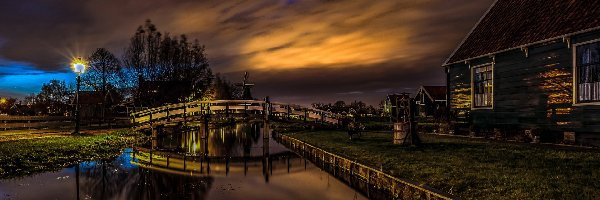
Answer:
[
  {"left": 0, "top": 80, "right": 72, "bottom": 116},
  {"left": 1, "top": 20, "right": 244, "bottom": 116},
  {"left": 83, "top": 20, "right": 239, "bottom": 107}
]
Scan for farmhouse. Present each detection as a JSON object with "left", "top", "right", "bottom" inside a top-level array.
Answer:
[
  {"left": 75, "top": 90, "right": 122, "bottom": 121},
  {"left": 443, "top": 0, "right": 600, "bottom": 145}
]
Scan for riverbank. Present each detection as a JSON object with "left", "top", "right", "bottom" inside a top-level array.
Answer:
[
  {"left": 282, "top": 130, "right": 600, "bottom": 200},
  {"left": 0, "top": 129, "right": 147, "bottom": 179}
]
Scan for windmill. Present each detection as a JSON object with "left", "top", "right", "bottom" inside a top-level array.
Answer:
[{"left": 235, "top": 72, "right": 254, "bottom": 100}]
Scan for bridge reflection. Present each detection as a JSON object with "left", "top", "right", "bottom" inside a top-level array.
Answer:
[{"left": 134, "top": 122, "right": 310, "bottom": 182}]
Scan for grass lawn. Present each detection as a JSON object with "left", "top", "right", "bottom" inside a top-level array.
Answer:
[
  {"left": 285, "top": 130, "right": 600, "bottom": 200},
  {"left": 0, "top": 129, "right": 147, "bottom": 179},
  {"left": 0, "top": 129, "right": 71, "bottom": 142}
]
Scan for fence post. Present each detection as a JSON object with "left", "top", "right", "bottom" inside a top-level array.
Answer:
[
  {"left": 151, "top": 126, "right": 158, "bottom": 149},
  {"left": 225, "top": 102, "right": 230, "bottom": 118},
  {"left": 183, "top": 103, "right": 187, "bottom": 124},
  {"left": 166, "top": 108, "right": 170, "bottom": 122},
  {"left": 367, "top": 169, "right": 371, "bottom": 198},
  {"left": 304, "top": 109, "right": 308, "bottom": 122}
]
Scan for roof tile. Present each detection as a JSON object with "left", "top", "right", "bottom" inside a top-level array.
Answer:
[{"left": 446, "top": 0, "right": 600, "bottom": 64}]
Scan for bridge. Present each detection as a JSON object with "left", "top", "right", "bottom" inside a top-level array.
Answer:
[{"left": 130, "top": 99, "right": 343, "bottom": 130}]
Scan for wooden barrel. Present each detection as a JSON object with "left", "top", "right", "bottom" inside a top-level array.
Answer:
[{"left": 393, "top": 122, "right": 409, "bottom": 145}]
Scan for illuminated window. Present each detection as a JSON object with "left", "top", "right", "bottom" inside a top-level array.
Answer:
[
  {"left": 575, "top": 41, "right": 600, "bottom": 103},
  {"left": 472, "top": 64, "right": 493, "bottom": 108}
]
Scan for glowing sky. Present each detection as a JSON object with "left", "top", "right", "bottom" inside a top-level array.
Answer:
[{"left": 0, "top": 0, "right": 494, "bottom": 104}]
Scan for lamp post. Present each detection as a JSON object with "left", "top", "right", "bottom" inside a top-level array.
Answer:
[{"left": 72, "top": 57, "right": 86, "bottom": 135}]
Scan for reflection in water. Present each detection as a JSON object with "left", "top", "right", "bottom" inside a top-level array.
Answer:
[
  {"left": 79, "top": 150, "right": 214, "bottom": 200},
  {"left": 157, "top": 123, "right": 284, "bottom": 157},
  {"left": 200, "top": 123, "right": 260, "bottom": 157},
  {"left": 0, "top": 123, "right": 368, "bottom": 200}
]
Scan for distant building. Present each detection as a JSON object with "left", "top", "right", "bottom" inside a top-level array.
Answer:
[
  {"left": 443, "top": 0, "right": 600, "bottom": 145},
  {"left": 137, "top": 80, "right": 192, "bottom": 107},
  {"left": 8, "top": 104, "right": 32, "bottom": 116},
  {"left": 414, "top": 86, "right": 447, "bottom": 119},
  {"left": 75, "top": 90, "right": 122, "bottom": 120}
]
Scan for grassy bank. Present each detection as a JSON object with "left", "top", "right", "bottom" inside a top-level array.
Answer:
[
  {"left": 0, "top": 129, "right": 146, "bottom": 179},
  {"left": 285, "top": 130, "right": 600, "bottom": 200}
]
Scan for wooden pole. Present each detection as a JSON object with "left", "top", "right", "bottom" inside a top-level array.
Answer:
[
  {"left": 151, "top": 125, "right": 157, "bottom": 149},
  {"left": 225, "top": 102, "right": 230, "bottom": 118},
  {"left": 304, "top": 109, "right": 308, "bottom": 122}
]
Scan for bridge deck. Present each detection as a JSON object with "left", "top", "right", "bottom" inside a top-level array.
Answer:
[{"left": 130, "top": 100, "right": 343, "bottom": 130}]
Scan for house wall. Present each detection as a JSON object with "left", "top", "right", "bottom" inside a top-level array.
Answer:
[
  {"left": 415, "top": 91, "right": 445, "bottom": 119},
  {"left": 447, "top": 30, "right": 600, "bottom": 145}
]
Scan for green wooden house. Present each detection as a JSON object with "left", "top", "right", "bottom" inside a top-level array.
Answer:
[{"left": 443, "top": 0, "right": 600, "bottom": 145}]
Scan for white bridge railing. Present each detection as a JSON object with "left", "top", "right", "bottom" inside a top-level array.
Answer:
[{"left": 130, "top": 100, "right": 342, "bottom": 128}]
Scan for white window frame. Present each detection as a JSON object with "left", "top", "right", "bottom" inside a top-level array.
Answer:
[
  {"left": 471, "top": 63, "right": 494, "bottom": 110},
  {"left": 572, "top": 38, "right": 600, "bottom": 106}
]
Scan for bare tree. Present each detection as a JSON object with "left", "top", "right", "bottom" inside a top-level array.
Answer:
[
  {"left": 36, "top": 80, "right": 72, "bottom": 115},
  {"left": 122, "top": 20, "right": 214, "bottom": 106},
  {"left": 83, "top": 48, "right": 124, "bottom": 92}
]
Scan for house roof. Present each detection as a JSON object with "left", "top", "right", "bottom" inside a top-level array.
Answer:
[
  {"left": 386, "top": 93, "right": 410, "bottom": 105},
  {"left": 418, "top": 86, "right": 447, "bottom": 101},
  {"left": 387, "top": 93, "right": 411, "bottom": 101},
  {"left": 444, "top": 0, "right": 600, "bottom": 65},
  {"left": 77, "top": 91, "right": 105, "bottom": 105}
]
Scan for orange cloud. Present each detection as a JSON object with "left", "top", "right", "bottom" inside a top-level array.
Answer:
[{"left": 244, "top": 31, "right": 408, "bottom": 69}]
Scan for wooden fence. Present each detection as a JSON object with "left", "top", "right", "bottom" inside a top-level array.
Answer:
[
  {"left": 130, "top": 100, "right": 343, "bottom": 130},
  {"left": 275, "top": 134, "right": 461, "bottom": 200},
  {"left": 0, "top": 116, "right": 72, "bottom": 130}
]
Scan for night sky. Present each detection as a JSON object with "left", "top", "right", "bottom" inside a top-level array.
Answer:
[{"left": 0, "top": 0, "right": 494, "bottom": 105}]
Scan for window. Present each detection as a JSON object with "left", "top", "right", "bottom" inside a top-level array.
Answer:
[
  {"left": 575, "top": 41, "right": 600, "bottom": 103},
  {"left": 472, "top": 64, "right": 493, "bottom": 108}
]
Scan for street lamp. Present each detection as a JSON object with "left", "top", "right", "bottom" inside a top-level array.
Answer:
[{"left": 72, "top": 57, "right": 86, "bottom": 135}]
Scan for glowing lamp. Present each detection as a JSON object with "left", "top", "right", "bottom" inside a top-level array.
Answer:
[
  {"left": 73, "top": 63, "right": 85, "bottom": 74},
  {"left": 71, "top": 57, "right": 86, "bottom": 74}
]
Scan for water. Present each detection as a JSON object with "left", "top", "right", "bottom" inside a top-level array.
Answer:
[{"left": 0, "top": 123, "right": 368, "bottom": 200}]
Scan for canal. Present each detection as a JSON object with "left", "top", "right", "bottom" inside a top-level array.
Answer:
[{"left": 0, "top": 123, "right": 369, "bottom": 200}]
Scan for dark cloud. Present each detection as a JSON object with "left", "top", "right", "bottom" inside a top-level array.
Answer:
[
  {"left": 0, "top": 0, "right": 494, "bottom": 104},
  {"left": 222, "top": 56, "right": 448, "bottom": 105}
]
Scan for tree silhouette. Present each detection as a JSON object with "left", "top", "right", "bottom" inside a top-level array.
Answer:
[
  {"left": 204, "top": 74, "right": 240, "bottom": 100},
  {"left": 123, "top": 20, "right": 214, "bottom": 106},
  {"left": 36, "top": 80, "right": 72, "bottom": 115},
  {"left": 83, "top": 48, "right": 124, "bottom": 92}
]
